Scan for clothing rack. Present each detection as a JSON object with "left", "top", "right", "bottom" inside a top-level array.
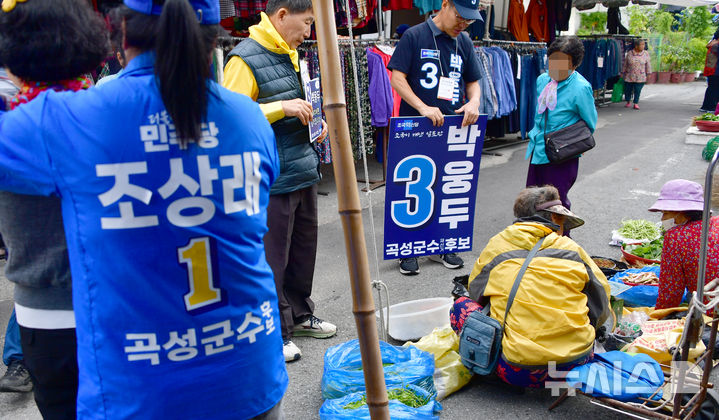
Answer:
[
  {"left": 579, "top": 34, "right": 640, "bottom": 39},
  {"left": 475, "top": 39, "right": 546, "bottom": 48},
  {"left": 578, "top": 35, "right": 630, "bottom": 107}
]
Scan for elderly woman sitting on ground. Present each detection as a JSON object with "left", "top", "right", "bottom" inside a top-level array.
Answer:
[{"left": 451, "top": 186, "right": 611, "bottom": 388}]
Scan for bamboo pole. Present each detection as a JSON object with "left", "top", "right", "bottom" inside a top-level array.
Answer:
[{"left": 311, "top": 1, "right": 390, "bottom": 418}]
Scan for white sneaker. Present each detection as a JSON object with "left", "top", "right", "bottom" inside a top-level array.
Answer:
[
  {"left": 283, "top": 340, "right": 301, "bottom": 362},
  {"left": 292, "top": 315, "right": 337, "bottom": 338}
]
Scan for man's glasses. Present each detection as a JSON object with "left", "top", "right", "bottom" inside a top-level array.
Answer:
[{"left": 454, "top": 11, "right": 475, "bottom": 25}]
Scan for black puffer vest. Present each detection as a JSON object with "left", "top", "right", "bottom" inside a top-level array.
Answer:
[{"left": 227, "top": 38, "right": 320, "bottom": 195}]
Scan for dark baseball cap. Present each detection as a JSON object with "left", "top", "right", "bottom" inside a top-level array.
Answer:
[{"left": 453, "top": 0, "right": 483, "bottom": 21}]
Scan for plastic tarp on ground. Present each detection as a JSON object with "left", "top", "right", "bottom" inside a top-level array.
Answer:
[
  {"left": 321, "top": 339, "right": 436, "bottom": 399},
  {"left": 567, "top": 351, "right": 664, "bottom": 402},
  {"left": 319, "top": 384, "right": 441, "bottom": 420}
]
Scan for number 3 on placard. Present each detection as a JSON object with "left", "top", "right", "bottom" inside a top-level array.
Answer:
[
  {"left": 178, "top": 237, "right": 225, "bottom": 313},
  {"left": 391, "top": 155, "right": 436, "bottom": 228}
]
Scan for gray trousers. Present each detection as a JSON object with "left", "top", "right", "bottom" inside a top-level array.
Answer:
[{"left": 264, "top": 184, "right": 318, "bottom": 340}]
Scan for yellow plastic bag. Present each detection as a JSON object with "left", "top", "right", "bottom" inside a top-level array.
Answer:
[
  {"left": 623, "top": 319, "right": 706, "bottom": 364},
  {"left": 405, "top": 326, "right": 473, "bottom": 401}
]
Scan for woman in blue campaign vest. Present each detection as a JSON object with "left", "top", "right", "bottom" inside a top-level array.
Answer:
[{"left": 0, "top": 1, "right": 286, "bottom": 419}]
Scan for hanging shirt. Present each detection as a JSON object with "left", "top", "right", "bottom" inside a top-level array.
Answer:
[
  {"left": 388, "top": 16, "right": 482, "bottom": 116},
  {"left": 414, "top": 0, "right": 443, "bottom": 15},
  {"left": 370, "top": 46, "right": 402, "bottom": 117},
  {"left": 526, "top": 0, "right": 549, "bottom": 42},
  {"left": 383, "top": 0, "right": 413, "bottom": 10},
  {"left": 367, "top": 48, "right": 394, "bottom": 127},
  {"left": 507, "top": 0, "right": 529, "bottom": 42},
  {"left": 0, "top": 52, "right": 287, "bottom": 419}
]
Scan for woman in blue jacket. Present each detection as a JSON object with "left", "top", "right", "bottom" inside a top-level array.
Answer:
[
  {"left": 525, "top": 36, "right": 598, "bottom": 235},
  {"left": 0, "top": 1, "right": 287, "bottom": 419}
]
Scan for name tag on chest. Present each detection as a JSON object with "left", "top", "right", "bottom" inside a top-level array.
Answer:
[
  {"left": 421, "top": 49, "right": 440, "bottom": 60},
  {"left": 437, "top": 77, "right": 457, "bottom": 101}
]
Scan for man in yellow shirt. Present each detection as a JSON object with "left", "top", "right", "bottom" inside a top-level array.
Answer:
[{"left": 223, "top": 0, "right": 334, "bottom": 363}]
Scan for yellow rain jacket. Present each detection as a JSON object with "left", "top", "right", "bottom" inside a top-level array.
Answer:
[{"left": 468, "top": 221, "right": 611, "bottom": 367}]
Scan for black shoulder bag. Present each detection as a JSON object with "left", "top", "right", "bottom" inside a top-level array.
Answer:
[{"left": 543, "top": 111, "right": 595, "bottom": 164}]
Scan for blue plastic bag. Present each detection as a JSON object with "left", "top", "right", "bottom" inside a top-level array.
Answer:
[
  {"left": 567, "top": 351, "right": 664, "bottom": 402},
  {"left": 319, "top": 384, "right": 441, "bottom": 420},
  {"left": 321, "top": 340, "right": 436, "bottom": 399},
  {"left": 611, "top": 267, "right": 661, "bottom": 307}
]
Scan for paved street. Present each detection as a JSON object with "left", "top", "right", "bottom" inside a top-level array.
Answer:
[{"left": 0, "top": 81, "right": 715, "bottom": 419}]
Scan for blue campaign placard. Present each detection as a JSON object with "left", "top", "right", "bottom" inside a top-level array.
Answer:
[
  {"left": 383, "top": 115, "right": 487, "bottom": 260},
  {"left": 305, "top": 78, "right": 323, "bottom": 142}
]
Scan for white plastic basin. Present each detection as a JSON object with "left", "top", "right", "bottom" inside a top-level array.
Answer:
[{"left": 376, "top": 297, "right": 453, "bottom": 341}]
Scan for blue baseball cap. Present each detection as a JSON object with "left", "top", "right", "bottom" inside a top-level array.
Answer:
[
  {"left": 124, "top": 0, "right": 220, "bottom": 25},
  {"left": 453, "top": 0, "right": 483, "bottom": 22}
]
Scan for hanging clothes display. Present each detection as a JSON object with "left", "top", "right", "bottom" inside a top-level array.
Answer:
[
  {"left": 236, "top": 0, "right": 267, "bottom": 18},
  {"left": 368, "top": 46, "right": 401, "bottom": 118},
  {"left": 366, "top": 48, "right": 394, "bottom": 128},
  {"left": 335, "top": 0, "right": 376, "bottom": 29},
  {"left": 467, "top": 7, "right": 495, "bottom": 40},
  {"left": 473, "top": 42, "right": 546, "bottom": 139},
  {"left": 576, "top": 36, "right": 630, "bottom": 91},
  {"left": 526, "top": 0, "right": 549, "bottom": 42},
  {"left": 414, "top": 0, "right": 442, "bottom": 15},
  {"left": 298, "top": 43, "right": 374, "bottom": 162},
  {"left": 508, "top": 0, "right": 529, "bottom": 42},
  {"left": 383, "top": 0, "right": 413, "bottom": 10},
  {"left": 220, "top": 0, "right": 236, "bottom": 19}
]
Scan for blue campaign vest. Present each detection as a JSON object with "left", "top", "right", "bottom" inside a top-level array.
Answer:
[{"left": 0, "top": 52, "right": 287, "bottom": 419}]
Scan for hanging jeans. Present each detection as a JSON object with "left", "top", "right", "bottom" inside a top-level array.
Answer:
[
  {"left": 520, "top": 54, "right": 539, "bottom": 139},
  {"left": 624, "top": 82, "right": 644, "bottom": 104}
]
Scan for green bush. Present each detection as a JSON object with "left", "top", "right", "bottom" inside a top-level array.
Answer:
[
  {"left": 680, "top": 6, "right": 714, "bottom": 39},
  {"left": 688, "top": 37, "right": 708, "bottom": 72},
  {"left": 578, "top": 11, "right": 607, "bottom": 35},
  {"left": 628, "top": 5, "right": 651, "bottom": 35},
  {"left": 649, "top": 10, "right": 676, "bottom": 35}
]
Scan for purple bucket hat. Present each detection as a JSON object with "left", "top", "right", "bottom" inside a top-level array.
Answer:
[{"left": 648, "top": 179, "right": 705, "bottom": 212}]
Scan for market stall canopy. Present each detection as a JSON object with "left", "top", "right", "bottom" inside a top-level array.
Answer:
[{"left": 573, "top": 0, "right": 715, "bottom": 10}]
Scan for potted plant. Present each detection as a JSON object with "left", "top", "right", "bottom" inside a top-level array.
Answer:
[
  {"left": 661, "top": 48, "right": 683, "bottom": 83},
  {"left": 646, "top": 71, "right": 658, "bottom": 84}
]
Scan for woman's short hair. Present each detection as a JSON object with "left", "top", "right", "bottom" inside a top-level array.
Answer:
[
  {"left": 514, "top": 186, "right": 561, "bottom": 219},
  {"left": 0, "top": 0, "right": 109, "bottom": 82},
  {"left": 547, "top": 36, "right": 585, "bottom": 68}
]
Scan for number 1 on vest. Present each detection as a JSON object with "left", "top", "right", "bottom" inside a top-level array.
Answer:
[{"left": 178, "top": 237, "right": 224, "bottom": 313}]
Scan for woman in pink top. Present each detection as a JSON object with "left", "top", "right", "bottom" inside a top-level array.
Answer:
[
  {"left": 649, "top": 180, "right": 719, "bottom": 311},
  {"left": 622, "top": 39, "right": 651, "bottom": 110}
]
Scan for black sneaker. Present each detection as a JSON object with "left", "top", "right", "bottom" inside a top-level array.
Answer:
[
  {"left": 429, "top": 253, "right": 464, "bottom": 269},
  {"left": 399, "top": 257, "right": 419, "bottom": 275},
  {"left": 0, "top": 360, "right": 33, "bottom": 392}
]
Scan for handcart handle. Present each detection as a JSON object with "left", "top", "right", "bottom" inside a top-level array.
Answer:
[
  {"left": 705, "top": 278, "right": 719, "bottom": 293},
  {"left": 697, "top": 149, "right": 719, "bottom": 305}
]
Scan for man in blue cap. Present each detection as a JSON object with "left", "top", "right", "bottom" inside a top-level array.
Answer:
[{"left": 388, "top": 0, "right": 483, "bottom": 276}]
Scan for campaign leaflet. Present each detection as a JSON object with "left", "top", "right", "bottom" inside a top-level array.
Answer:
[{"left": 305, "top": 78, "right": 322, "bottom": 143}]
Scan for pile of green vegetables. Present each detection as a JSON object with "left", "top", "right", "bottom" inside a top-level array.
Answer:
[
  {"left": 618, "top": 219, "right": 661, "bottom": 241},
  {"left": 697, "top": 113, "right": 719, "bottom": 122},
  {"left": 343, "top": 388, "right": 429, "bottom": 410},
  {"left": 623, "top": 238, "right": 663, "bottom": 261}
]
